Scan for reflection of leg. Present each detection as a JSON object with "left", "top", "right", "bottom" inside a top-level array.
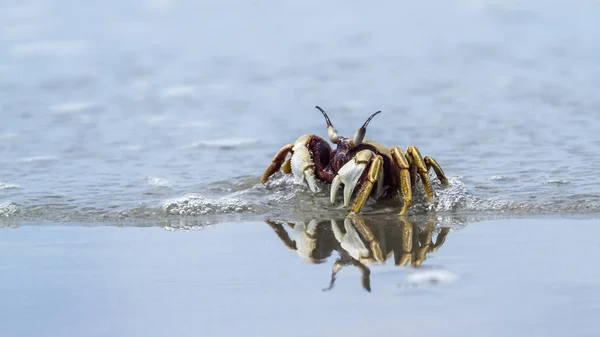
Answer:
[
  {"left": 322, "top": 258, "right": 372, "bottom": 292},
  {"left": 356, "top": 261, "right": 372, "bottom": 292},
  {"left": 265, "top": 220, "right": 296, "bottom": 251},
  {"left": 378, "top": 223, "right": 387, "bottom": 263},
  {"left": 430, "top": 227, "right": 450, "bottom": 253},
  {"left": 349, "top": 216, "right": 384, "bottom": 263},
  {"left": 414, "top": 220, "right": 435, "bottom": 267},
  {"left": 322, "top": 259, "right": 343, "bottom": 292},
  {"left": 395, "top": 217, "right": 414, "bottom": 267}
]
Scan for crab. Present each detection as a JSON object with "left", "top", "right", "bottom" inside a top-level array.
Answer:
[{"left": 260, "top": 106, "right": 450, "bottom": 214}]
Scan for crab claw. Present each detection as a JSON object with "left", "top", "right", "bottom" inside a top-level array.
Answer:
[
  {"left": 330, "top": 150, "right": 373, "bottom": 207},
  {"left": 290, "top": 141, "right": 319, "bottom": 193}
]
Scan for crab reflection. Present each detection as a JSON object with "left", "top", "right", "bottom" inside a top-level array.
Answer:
[{"left": 266, "top": 214, "right": 453, "bottom": 292}]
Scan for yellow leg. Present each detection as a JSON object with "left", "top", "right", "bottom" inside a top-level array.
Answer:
[
  {"left": 350, "top": 153, "right": 383, "bottom": 214},
  {"left": 391, "top": 147, "right": 412, "bottom": 215},
  {"left": 406, "top": 146, "right": 434, "bottom": 201},
  {"left": 424, "top": 156, "right": 449, "bottom": 187},
  {"left": 260, "top": 143, "right": 294, "bottom": 184}
]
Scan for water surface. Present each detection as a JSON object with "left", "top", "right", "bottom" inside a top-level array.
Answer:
[
  {"left": 1, "top": 217, "right": 599, "bottom": 337},
  {"left": 1, "top": 2, "right": 600, "bottom": 336}
]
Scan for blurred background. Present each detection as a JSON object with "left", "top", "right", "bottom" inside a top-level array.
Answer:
[{"left": 1, "top": 0, "right": 600, "bottom": 222}]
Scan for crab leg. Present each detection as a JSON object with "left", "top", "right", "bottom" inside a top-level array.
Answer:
[
  {"left": 349, "top": 153, "right": 384, "bottom": 214},
  {"left": 424, "top": 156, "right": 449, "bottom": 187},
  {"left": 391, "top": 146, "right": 413, "bottom": 215},
  {"left": 330, "top": 150, "right": 382, "bottom": 211},
  {"left": 405, "top": 146, "right": 434, "bottom": 201},
  {"left": 260, "top": 143, "right": 294, "bottom": 184}
]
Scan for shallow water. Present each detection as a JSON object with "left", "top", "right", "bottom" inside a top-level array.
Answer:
[
  {"left": 1, "top": 0, "right": 600, "bottom": 223},
  {"left": 2, "top": 217, "right": 600, "bottom": 337}
]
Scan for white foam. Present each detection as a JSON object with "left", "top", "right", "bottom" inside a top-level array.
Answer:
[
  {"left": 162, "top": 194, "right": 250, "bottom": 216},
  {"left": 0, "top": 182, "right": 19, "bottom": 189},
  {"left": 11, "top": 40, "right": 89, "bottom": 58},
  {"left": 0, "top": 202, "right": 18, "bottom": 218},
  {"left": 50, "top": 101, "right": 96, "bottom": 114},
  {"left": 148, "top": 177, "right": 170, "bottom": 187},
  {"left": 123, "top": 145, "right": 143, "bottom": 151},
  {"left": 183, "top": 139, "right": 259, "bottom": 149},
  {"left": 19, "top": 156, "right": 59, "bottom": 163},
  {"left": 160, "top": 85, "right": 197, "bottom": 99}
]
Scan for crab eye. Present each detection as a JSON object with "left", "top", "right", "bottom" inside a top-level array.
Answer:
[
  {"left": 351, "top": 128, "right": 365, "bottom": 147},
  {"left": 316, "top": 106, "right": 341, "bottom": 144},
  {"left": 351, "top": 110, "right": 381, "bottom": 147},
  {"left": 328, "top": 126, "right": 341, "bottom": 143}
]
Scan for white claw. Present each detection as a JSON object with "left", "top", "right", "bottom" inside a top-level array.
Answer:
[
  {"left": 342, "top": 182, "right": 356, "bottom": 207},
  {"left": 290, "top": 141, "right": 320, "bottom": 193},
  {"left": 304, "top": 171, "right": 319, "bottom": 193},
  {"left": 331, "top": 176, "right": 342, "bottom": 204},
  {"left": 329, "top": 159, "right": 368, "bottom": 207}
]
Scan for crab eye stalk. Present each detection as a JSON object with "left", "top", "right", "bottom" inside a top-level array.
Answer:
[
  {"left": 351, "top": 110, "right": 381, "bottom": 147},
  {"left": 316, "top": 106, "right": 341, "bottom": 144}
]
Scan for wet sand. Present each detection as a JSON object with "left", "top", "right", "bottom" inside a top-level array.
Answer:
[{"left": 1, "top": 216, "right": 599, "bottom": 337}]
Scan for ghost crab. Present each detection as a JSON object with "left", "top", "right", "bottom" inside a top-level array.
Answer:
[{"left": 260, "top": 106, "right": 449, "bottom": 214}]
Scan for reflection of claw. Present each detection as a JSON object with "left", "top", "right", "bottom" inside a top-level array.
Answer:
[{"left": 331, "top": 218, "right": 370, "bottom": 261}]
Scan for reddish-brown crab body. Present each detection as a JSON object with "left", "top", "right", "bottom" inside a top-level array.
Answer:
[{"left": 306, "top": 136, "right": 400, "bottom": 200}]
